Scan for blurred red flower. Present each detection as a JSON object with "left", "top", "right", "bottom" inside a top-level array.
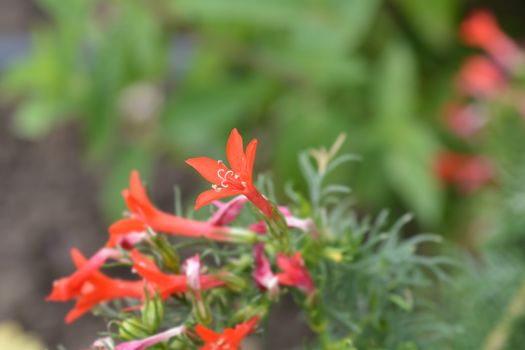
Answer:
[
  {"left": 457, "top": 56, "right": 505, "bottom": 98},
  {"left": 435, "top": 152, "right": 495, "bottom": 193},
  {"left": 461, "top": 10, "right": 521, "bottom": 69},
  {"left": 444, "top": 103, "right": 485, "bottom": 138}
]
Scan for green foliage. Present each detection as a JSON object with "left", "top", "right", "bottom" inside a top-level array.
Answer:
[
  {"left": 293, "top": 148, "right": 453, "bottom": 349},
  {"left": 2, "top": 0, "right": 463, "bottom": 225}
]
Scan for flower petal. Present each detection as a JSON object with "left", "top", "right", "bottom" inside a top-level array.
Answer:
[
  {"left": 244, "top": 139, "right": 257, "bottom": 182},
  {"left": 65, "top": 299, "right": 94, "bottom": 324},
  {"left": 195, "top": 324, "right": 220, "bottom": 342},
  {"left": 226, "top": 128, "right": 245, "bottom": 174},
  {"left": 186, "top": 157, "right": 228, "bottom": 184},
  {"left": 195, "top": 188, "right": 241, "bottom": 210},
  {"left": 129, "top": 171, "right": 153, "bottom": 210}
]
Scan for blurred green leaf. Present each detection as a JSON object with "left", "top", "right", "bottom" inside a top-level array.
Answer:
[
  {"left": 395, "top": 0, "right": 459, "bottom": 50},
  {"left": 162, "top": 76, "right": 273, "bottom": 154},
  {"left": 11, "top": 100, "right": 66, "bottom": 139},
  {"left": 373, "top": 39, "right": 442, "bottom": 225}
]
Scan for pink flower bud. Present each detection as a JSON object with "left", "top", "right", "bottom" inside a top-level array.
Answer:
[
  {"left": 115, "top": 325, "right": 185, "bottom": 350},
  {"left": 252, "top": 244, "right": 279, "bottom": 296},
  {"left": 183, "top": 255, "right": 202, "bottom": 292}
]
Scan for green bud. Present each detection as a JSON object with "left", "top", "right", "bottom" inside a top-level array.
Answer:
[
  {"left": 118, "top": 317, "right": 150, "bottom": 341},
  {"left": 151, "top": 235, "right": 180, "bottom": 273},
  {"left": 219, "top": 273, "right": 247, "bottom": 293},
  {"left": 266, "top": 207, "right": 291, "bottom": 253},
  {"left": 141, "top": 293, "right": 164, "bottom": 331},
  {"left": 192, "top": 296, "right": 212, "bottom": 325}
]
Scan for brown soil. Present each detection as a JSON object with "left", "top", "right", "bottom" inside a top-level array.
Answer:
[{"left": 0, "top": 108, "right": 107, "bottom": 348}]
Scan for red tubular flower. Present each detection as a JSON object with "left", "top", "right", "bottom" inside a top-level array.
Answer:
[
  {"left": 435, "top": 152, "right": 495, "bottom": 193},
  {"left": 47, "top": 247, "right": 121, "bottom": 302},
  {"left": 130, "top": 250, "right": 224, "bottom": 298},
  {"left": 457, "top": 56, "right": 506, "bottom": 98},
  {"left": 186, "top": 128, "right": 274, "bottom": 219},
  {"left": 195, "top": 316, "right": 259, "bottom": 350},
  {"left": 108, "top": 170, "right": 252, "bottom": 244},
  {"left": 461, "top": 10, "right": 521, "bottom": 69},
  {"left": 49, "top": 248, "right": 146, "bottom": 323},
  {"left": 276, "top": 252, "right": 315, "bottom": 295},
  {"left": 252, "top": 244, "right": 279, "bottom": 296}
]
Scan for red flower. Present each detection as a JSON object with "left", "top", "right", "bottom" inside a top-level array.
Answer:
[
  {"left": 461, "top": 10, "right": 521, "bottom": 69},
  {"left": 435, "top": 152, "right": 495, "bottom": 193},
  {"left": 130, "top": 250, "right": 224, "bottom": 298},
  {"left": 186, "top": 128, "right": 274, "bottom": 219},
  {"left": 108, "top": 170, "right": 251, "bottom": 244},
  {"left": 195, "top": 316, "right": 259, "bottom": 350},
  {"left": 49, "top": 248, "right": 146, "bottom": 323},
  {"left": 457, "top": 56, "right": 505, "bottom": 98},
  {"left": 47, "top": 247, "right": 121, "bottom": 302},
  {"left": 444, "top": 103, "right": 485, "bottom": 138},
  {"left": 276, "top": 252, "right": 315, "bottom": 295}
]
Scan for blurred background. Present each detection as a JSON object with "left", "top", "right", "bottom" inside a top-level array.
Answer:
[{"left": 1, "top": 0, "right": 525, "bottom": 348}]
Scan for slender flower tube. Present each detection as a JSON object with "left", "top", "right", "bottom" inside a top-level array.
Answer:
[
  {"left": 186, "top": 128, "right": 274, "bottom": 219},
  {"left": 108, "top": 170, "right": 256, "bottom": 244},
  {"left": 276, "top": 252, "right": 315, "bottom": 295},
  {"left": 195, "top": 316, "right": 259, "bottom": 350},
  {"left": 49, "top": 249, "right": 146, "bottom": 323},
  {"left": 252, "top": 244, "right": 279, "bottom": 297},
  {"left": 115, "top": 325, "right": 186, "bottom": 350}
]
